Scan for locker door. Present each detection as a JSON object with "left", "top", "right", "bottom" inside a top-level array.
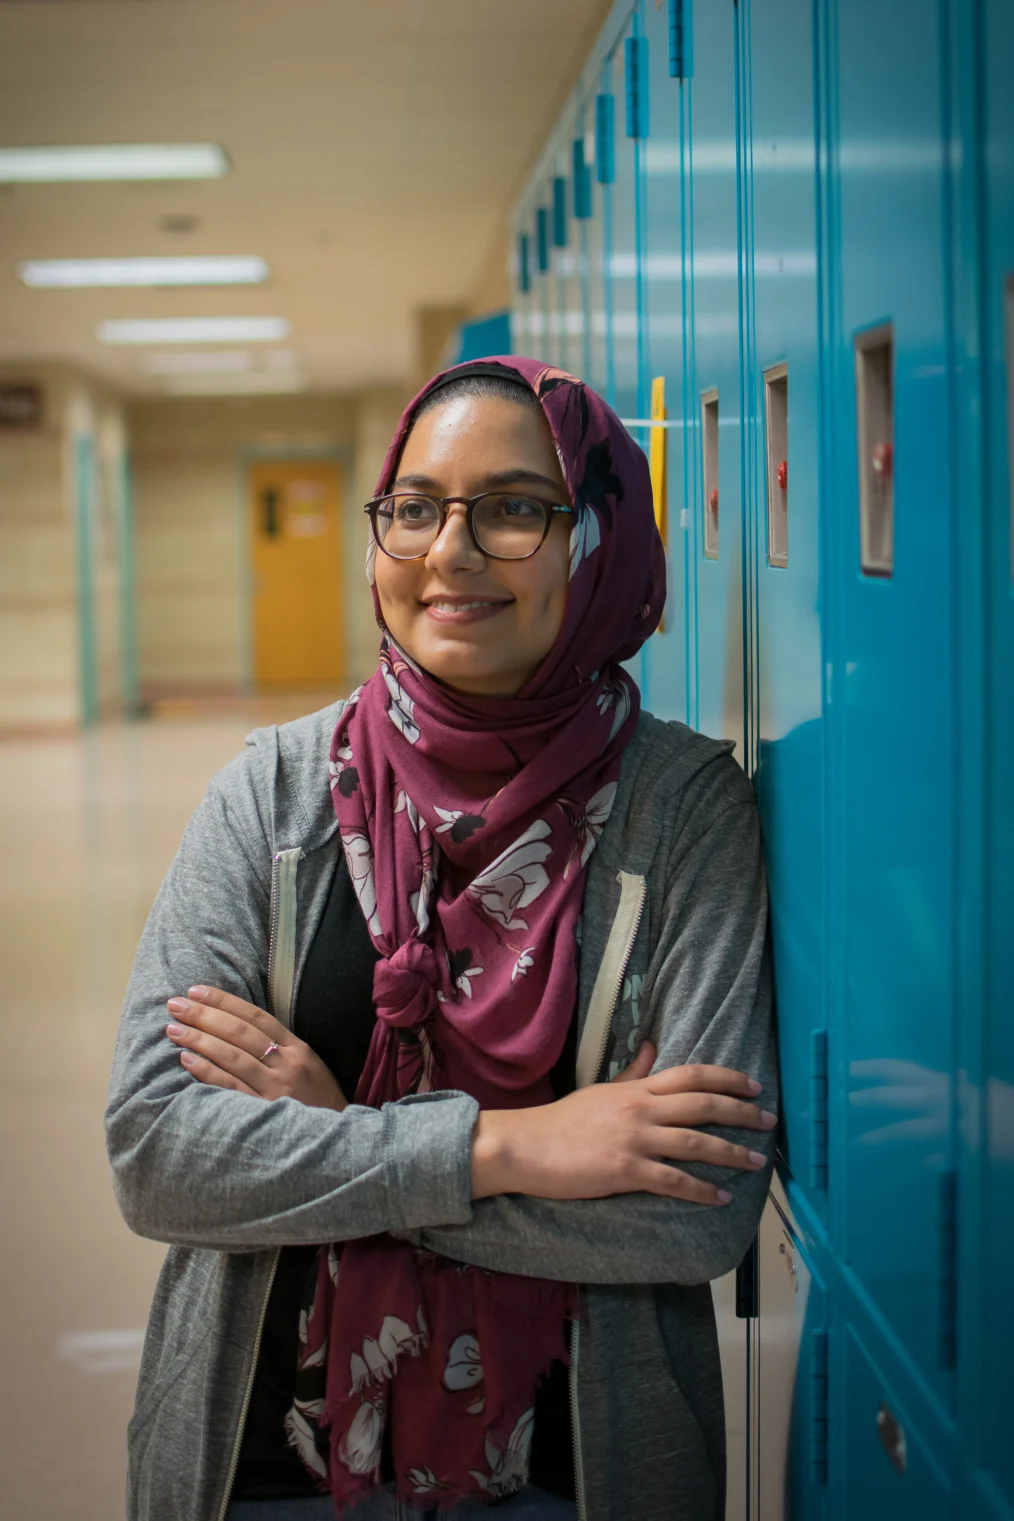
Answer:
[
  {"left": 511, "top": 225, "right": 535, "bottom": 359},
  {"left": 753, "top": 1180, "right": 828, "bottom": 1521},
  {"left": 746, "top": 0, "right": 826, "bottom": 1216},
  {"left": 552, "top": 147, "right": 582, "bottom": 378},
  {"left": 979, "top": 0, "right": 1014, "bottom": 1506},
  {"left": 532, "top": 194, "right": 555, "bottom": 367},
  {"left": 831, "top": 0, "right": 956, "bottom": 1405},
  {"left": 685, "top": 0, "right": 745, "bottom": 759},
  {"left": 608, "top": 16, "right": 644, "bottom": 421},
  {"left": 586, "top": 96, "right": 610, "bottom": 397},
  {"left": 640, "top": 0, "right": 689, "bottom": 725}
]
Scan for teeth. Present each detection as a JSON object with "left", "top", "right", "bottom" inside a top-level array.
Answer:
[{"left": 429, "top": 600, "right": 500, "bottom": 612}]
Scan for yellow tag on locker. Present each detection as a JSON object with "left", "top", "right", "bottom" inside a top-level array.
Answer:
[{"left": 649, "top": 375, "right": 667, "bottom": 631}]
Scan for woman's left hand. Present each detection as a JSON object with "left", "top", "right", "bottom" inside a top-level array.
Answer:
[{"left": 165, "top": 986, "right": 348, "bottom": 1111}]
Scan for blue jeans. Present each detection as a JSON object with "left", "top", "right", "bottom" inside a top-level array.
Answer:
[{"left": 226, "top": 1485, "right": 576, "bottom": 1520}]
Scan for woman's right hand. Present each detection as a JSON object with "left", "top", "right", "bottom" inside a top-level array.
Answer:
[{"left": 470, "top": 1041, "right": 776, "bottom": 1206}]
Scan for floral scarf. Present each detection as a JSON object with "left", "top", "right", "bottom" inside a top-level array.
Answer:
[{"left": 287, "top": 359, "right": 666, "bottom": 1513}]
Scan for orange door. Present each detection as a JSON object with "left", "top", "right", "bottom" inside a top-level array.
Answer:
[{"left": 249, "top": 459, "right": 345, "bottom": 687}]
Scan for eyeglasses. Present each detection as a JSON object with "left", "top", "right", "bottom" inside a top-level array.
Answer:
[{"left": 364, "top": 492, "right": 576, "bottom": 561}]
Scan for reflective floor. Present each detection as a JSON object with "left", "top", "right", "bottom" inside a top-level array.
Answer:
[{"left": 0, "top": 694, "right": 339, "bottom": 1521}]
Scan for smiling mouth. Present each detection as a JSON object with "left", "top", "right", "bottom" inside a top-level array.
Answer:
[{"left": 421, "top": 596, "right": 512, "bottom": 624}]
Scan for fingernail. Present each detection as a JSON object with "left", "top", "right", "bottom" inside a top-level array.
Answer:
[
  {"left": 166, "top": 1023, "right": 187, "bottom": 1039},
  {"left": 748, "top": 1151, "right": 767, "bottom": 1167},
  {"left": 188, "top": 985, "right": 210, "bottom": 1000},
  {"left": 180, "top": 1050, "right": 198, "bottom": 1067},
  {"left": 747, "top": 1078, "right": 762, "bottom": 1095},
  {"left": 167, "top": 997, "right": 189, "bottom": 1014},
  {"left": 717, "top": 1190, "right": 733, "bottom": 1204},
  {"left": 761, "top": 1111, "right": 778, "bottom": 1128}
]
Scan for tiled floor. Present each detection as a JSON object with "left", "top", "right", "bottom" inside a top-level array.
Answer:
[{"left": 0, "top": 695, "right": 340, "bottom": 1521}]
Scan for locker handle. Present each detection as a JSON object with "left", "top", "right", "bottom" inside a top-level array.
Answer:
[{"left": 261, "top": 487, "right": 280, "bottom": 539}]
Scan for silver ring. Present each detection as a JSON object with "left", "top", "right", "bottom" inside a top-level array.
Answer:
[{"left": 261, "top": 1040, "right": 280, "bottom": 1062}]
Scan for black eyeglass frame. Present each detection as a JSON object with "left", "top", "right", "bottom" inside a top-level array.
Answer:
[{"left": 364, "top": 492, "right": 577, "bottom": 562}]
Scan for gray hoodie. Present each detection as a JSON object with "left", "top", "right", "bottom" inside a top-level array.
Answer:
[{"left": 105, "top": 702, "right": 776, "bottom": 1521}]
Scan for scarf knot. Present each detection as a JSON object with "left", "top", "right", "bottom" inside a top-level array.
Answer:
[{"left": 373, "top": 938, "right": 440, "bottom": 1031}]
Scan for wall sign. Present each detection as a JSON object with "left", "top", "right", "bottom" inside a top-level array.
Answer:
[{"left": 0, "top": 384, "right": 43, "bottom": 429}]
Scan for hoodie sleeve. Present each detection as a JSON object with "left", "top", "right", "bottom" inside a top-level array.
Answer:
[
  {"left": 407, "top": 760, "right": 777, "bottom": 1285},
  {"left": 104, "top": 732, "right": 479, "bottom": 1252}
]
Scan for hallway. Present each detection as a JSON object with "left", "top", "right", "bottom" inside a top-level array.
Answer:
[{"left": 0, "top": 700, "right": 335, "bottom": 1520}]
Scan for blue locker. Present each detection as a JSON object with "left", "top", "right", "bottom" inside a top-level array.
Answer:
[
  {"left": 829, "top": 0, "right": 957, "bottom": 1406},
  {"left": 978, "top": 0, "right": 1014, "bottom": 1511},
  {"left": 607, "top": 27, "right": 642, "bottom": 420},
  {"left": 586, "top": 91, "right": 611, "bottom": 398},
  {"left": 640, "top": 0, "right": 689, "bottom": 726},
  {"left": 553, "top": 158, "right": 583, "bottom": 378},
  {"left": 839, "top": 1325, "right": 954, "bottom": 1521},
  {"left": 744, "top": 0, "right": 827, "bottom": 1216},
  {"left": 685, "top": 0, "right": 745, "bottom": 759}
]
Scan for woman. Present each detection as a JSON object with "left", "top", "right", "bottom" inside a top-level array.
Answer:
[{"left": 106, "top": 358, "right": 777, "bottom": 1521}]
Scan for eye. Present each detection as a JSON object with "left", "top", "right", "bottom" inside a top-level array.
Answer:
[
  {"left": 492, "top": 495, "right": 543, "bottom": 520},
  {"left": 392, "top": 496, "right": 438, "bottom": 525}
]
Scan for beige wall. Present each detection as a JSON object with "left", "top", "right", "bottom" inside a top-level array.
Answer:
[
  {"left": 128, "top": 393, "right": 366, "bottom": 698},
  {"left": 0, "top": 362, "right": 126, "bottom": 731}
]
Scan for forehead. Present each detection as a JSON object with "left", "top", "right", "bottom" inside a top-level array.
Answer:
[{"left": 395, "top": 394, "right": 567, "bottom": 491}]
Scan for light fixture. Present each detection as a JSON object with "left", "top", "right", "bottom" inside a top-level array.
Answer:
[
  {"left": 0, "top": 144, "right": 228, "bottom": 183},
  {"left": 98, "top": 316, "right": 290, "bottom": 344},
  {"left": 20, "top": 257, "right": 268, "bottom": 288},
  {"left": 141, "top": 351, "right": 254, "bottom": 375}
]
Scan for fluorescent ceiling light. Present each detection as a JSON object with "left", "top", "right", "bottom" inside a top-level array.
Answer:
[
  {"left": 99, "top": 316, "right": 290, "bottom": 345},
  {"left": 0, "top": 144, "right": 228, "bottom": 183},
  {"left": 141, "top": 350, "right": 254, "bottom": 375},
  {"left": 20, "top": 257, "right": 268, "bottom": 288},
  {"left": 163, "top": 371, "right": 304, "bottom": 396}
]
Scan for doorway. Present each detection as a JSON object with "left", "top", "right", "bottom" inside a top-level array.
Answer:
[{"left": 248, "top": 458, "right": 345, "bottom": 688}]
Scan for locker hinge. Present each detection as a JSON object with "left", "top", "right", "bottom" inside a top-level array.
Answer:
[
  {"left": 535, "top": 205, "right": 550, "bottom": 274},
  {"left": 517, "top": 233, "right": 530, "bottom": 295},
  {"left": 810, "top": 1328, "right": 829, "bottom": 1484},
  {"left": 552, "top": 175, "right": 568, "bottom": 248},
  {"left": 735, "top": 1234, "right": 759, "bottom": 1319},
  {"left": 809, "top": 1028, "right": 829, "bottom": 1191},
  {"left": 668, "top": 0, "right": 693, "bottom": 79},
  {"left": 595, "top": 92, "right": 615, "bottom": 184},
  {"left": 572, "top": 138, "right": 592, "bottom": 219},
  {"left": 624, "top": 35, "right": 649, "bottom": 139},
  {"left": 938, "top": 1168, "right": 958, "bottom": 1369}
]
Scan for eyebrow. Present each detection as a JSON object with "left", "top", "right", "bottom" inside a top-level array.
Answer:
[{"left": 389, "top": 468, "right": 567, "bottom": 496}]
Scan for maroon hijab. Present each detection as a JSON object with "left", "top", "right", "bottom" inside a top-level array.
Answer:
[{"left": 288, "top": 359, "right": 665, "bottom": 1512}]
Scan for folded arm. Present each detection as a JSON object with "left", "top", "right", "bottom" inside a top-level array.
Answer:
[{"left": 104, "top": 751, "right": 478, "bottom": 1253}]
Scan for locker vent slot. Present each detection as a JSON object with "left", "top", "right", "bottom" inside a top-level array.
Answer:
[
  {"left": 735, "top": 1235, "right": 758, "bottom": 1319},
  {"left": 702, "top": 389, "right": 719, "bottom": 559},
  {"left": 855, "top": 325, "right": 894, "bottom": 577},
  {"left": 764, "top": 364, "right": 789, "bottom": 567},
  {"left": 668, "top": 0, "right": 693, "bottom": 79},
  {"left": 624, "top": 35, "right": 648, "bottom": 140},
  {"left": 595, "top": 92, "right": 615, "bottom": 185},
  {"left": 938, "top": 1168, "right": 957, "bottom": 1369},
  {"left": 572, "top": 138, "right": 592, "bottom": 220},
  {"left": 517, "top": 233, "right": 530, "bottom": 295},
  {"left": 552, "top": 176, "right": 568, "bottom": 249},
  {"left": 535, "top": 206, "right": 550, "bottom": 274}
]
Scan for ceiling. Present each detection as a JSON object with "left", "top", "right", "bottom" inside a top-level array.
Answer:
[{"left": 0, "top": 0, "right": 604, "bottom": 398}]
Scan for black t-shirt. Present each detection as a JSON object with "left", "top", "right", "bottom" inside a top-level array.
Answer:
[{"left": 231, "top": 851, "right": 576, "bottom": 1502}]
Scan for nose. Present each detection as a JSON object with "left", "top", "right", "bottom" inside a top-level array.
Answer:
[{"left": 425, "top": 503, "right": 485, "bottom": 572}]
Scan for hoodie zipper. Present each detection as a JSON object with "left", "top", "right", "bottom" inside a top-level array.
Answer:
[
  {"left": 216, "top": 846, "right": 303, "bottom": 1521},
  {"left": 569, "top": 870, "right": 648, "bottom": 1521}
]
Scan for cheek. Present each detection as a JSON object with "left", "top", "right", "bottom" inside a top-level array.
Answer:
[{"left": 374, "top": 559, "right": 418, "bottom": 628}]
